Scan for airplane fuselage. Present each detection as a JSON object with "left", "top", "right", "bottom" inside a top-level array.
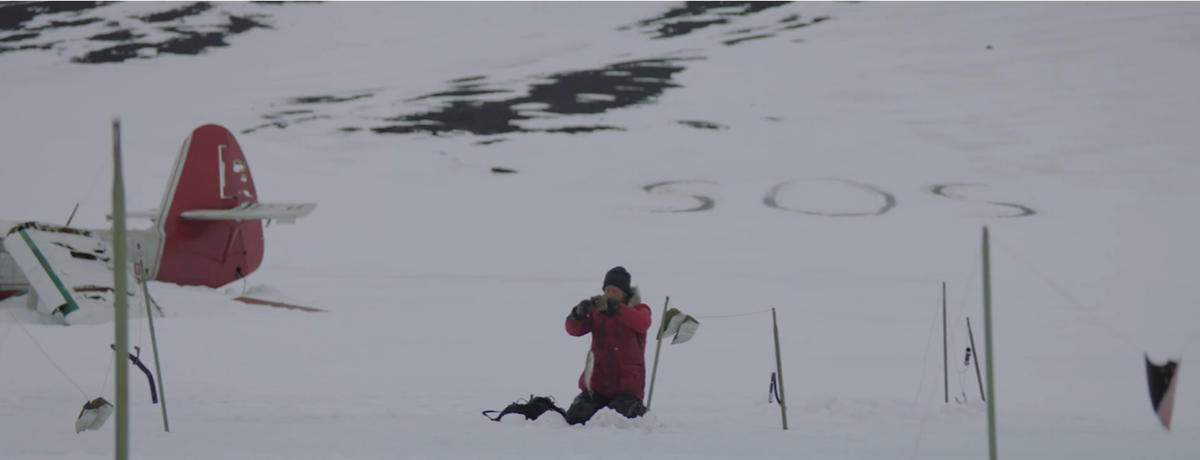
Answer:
[{"left": 0, "top": 224, "right": 161, "bottom": 302}]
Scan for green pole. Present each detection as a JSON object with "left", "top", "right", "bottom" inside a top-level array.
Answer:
[
  {"left": 983, "top": 227, "right": 996, "bottom": 460},
  {"left": 112, "top": 118, "right": 130, "bottom": 460},
  {"left": 943, "top": 282, "right": 948, "bottom": 404}
]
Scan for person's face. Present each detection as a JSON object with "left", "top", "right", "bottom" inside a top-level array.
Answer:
[{"left": 604, "top": 285, "right": 625, "bottom": 302}]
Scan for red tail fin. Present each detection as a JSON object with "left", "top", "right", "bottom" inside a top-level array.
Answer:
[{"left": 152, "top": 125, "right": 264, "bottom": 288}]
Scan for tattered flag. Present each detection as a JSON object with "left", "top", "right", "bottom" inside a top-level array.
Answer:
[
  {"left": 75, "top": 397, "right": 114, "bottom": 433},
  {"left": 659, "top": 308, "right": 699, "bottom": 344},
  {"left": 1145, "top": 355, "right": 1181, "bottom": 430}
]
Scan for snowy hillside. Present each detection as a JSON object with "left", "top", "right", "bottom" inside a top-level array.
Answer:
[{"left": 2, "top": 2, "right": 1200, "bottom": 459}]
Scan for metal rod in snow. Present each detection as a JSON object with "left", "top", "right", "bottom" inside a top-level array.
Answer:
[
  {"left": 967, "top": 317, "right": 985, "bottom": 402},
  {"left": 65, "top": 203, "right": 80, "bottom": 227},
  {"left": 112, "top": 118, "right": 130, "bottom": 460},
  {"left": 943, "top": 282, "right": 948, "bottom": 404},
  {"left": 645, "top": 296, "right": 669, "bottom": 410},
  {"left": 983, "top": 227, "right": 997, "bottom": 460},
  {"left": 772, "top": 308, "right": 788, "bottom": 430},
  {"left": 142, "top": 269, "right": 169, "bottom": 432}
]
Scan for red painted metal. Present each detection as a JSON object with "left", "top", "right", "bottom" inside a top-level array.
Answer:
[{"left": 154, "top": 125, "right": 264, "bottom": 288}]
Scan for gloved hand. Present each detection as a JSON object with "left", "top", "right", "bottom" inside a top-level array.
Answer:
[
  {"left": 601, "top": 297, "right": 620, "bottom": 316},
  {"left": 572, "top": 299, "right": 593, "bottom": 318}
]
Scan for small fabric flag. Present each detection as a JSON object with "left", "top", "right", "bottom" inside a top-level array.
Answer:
[
  {"left": 659, "top": 308, "right": 700, "bottom": 344},
  {"left": 1145, "top": 354, "right": 1181, "bottom": 430},
  {"left": 75, "top": 397, "right": 114, "bottom": 433}
]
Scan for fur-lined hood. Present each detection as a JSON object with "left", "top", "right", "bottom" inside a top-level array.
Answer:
[{"left": 626, "top": 285, "right": 642, "bottom": 306}]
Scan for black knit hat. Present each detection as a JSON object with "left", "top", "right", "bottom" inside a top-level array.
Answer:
[{"left": 603, "top": 266, "right": 632, "bottom": 299}]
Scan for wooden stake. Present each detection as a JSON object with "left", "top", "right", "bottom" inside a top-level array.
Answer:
[
  {"left": 142, "top": 269, "right": 169, "bottom": 432},
  {"left": 967, "top": 317, "right": 986, "bottom": 402},
  {"left": 645, "top": 296, "right": 669, "bottom": 410},
  {"left": 772, "top": 308, "right": 788, "bottom": 430},
  {"left": 65, "top": 203, "right": 80, "bottom": 227}
]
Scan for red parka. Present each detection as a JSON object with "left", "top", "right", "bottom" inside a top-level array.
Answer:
[{"left": 565, "top": 287, "right": 653, "bottom": 400}]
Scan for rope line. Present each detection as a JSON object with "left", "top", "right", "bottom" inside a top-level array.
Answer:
[
  {"left": 909, "top": 380, "right": 940, "bottom": 460},
  {"left": 957, "top": 355, "right": 969, "bottom": 398},
  {"left": 7, "top": 310, "right": 89, "bottom": 399},
  {"left": 98, "top": 350, "right": 115, "bottom": 396},
  {"left": 913, "top": 297, "right": 940, "bottom": 405},
  {"left": 911, "top": 255, "right": 979, "bottom": 459},
  {"left": 0, "top": 322, "right": 14, "bottom": 349},
  {"left": 1177, "top": 328, "right": 1200, "bottom": 357},
  {"left": 694, "top": 309, "right": 772, "bottom": 319},
  {"left": 139, "top": 297, "right": 145, "bottom": 348},
  {"left": 992, "top": 237, "right": 1141, "bottom": 352},
  {"left": 71, "top": 152, "right": 109, "bottom": 221}
]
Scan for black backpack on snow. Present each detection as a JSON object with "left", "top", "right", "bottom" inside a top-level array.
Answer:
[{"left": 482, "top": 395, "right": 567, "bottom": 422}]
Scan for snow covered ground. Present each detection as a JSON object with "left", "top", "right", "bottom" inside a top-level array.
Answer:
[{"left": 2, "top": 2, "right": 1200, "bottom": 459}]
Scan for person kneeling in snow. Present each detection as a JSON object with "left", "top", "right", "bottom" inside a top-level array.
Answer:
[{"left": 564, "top": 266, "right": 652, "bottom": 425}]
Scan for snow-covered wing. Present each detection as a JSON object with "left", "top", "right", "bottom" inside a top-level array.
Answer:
[
  {"left": 0, "top": 223, "right": 142, "bottom": 324},
  {"left": 179, "top": 202, "right": 316, "bottom": 224},
  {"left": 2, "top": 225, "right": 80, "bottom": 316}
]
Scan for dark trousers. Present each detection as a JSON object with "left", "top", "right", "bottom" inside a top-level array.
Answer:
[{"left": 564, "top": 391, "right": 647, "bottom": 425}]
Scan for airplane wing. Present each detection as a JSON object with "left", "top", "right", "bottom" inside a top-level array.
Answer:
[
  {"left": 180, "top": 202, "right": 316, "bottom": 224},
  {"left": 105, "top": 208, "right": 159, "bottom": 222},
  {"left": 1, "top": 222, "right": 144, "bottom": 325}
]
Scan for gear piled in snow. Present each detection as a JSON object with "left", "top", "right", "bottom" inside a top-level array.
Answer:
[{"left": 482, "top": 395, "right": 567, "bottom": 422}]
